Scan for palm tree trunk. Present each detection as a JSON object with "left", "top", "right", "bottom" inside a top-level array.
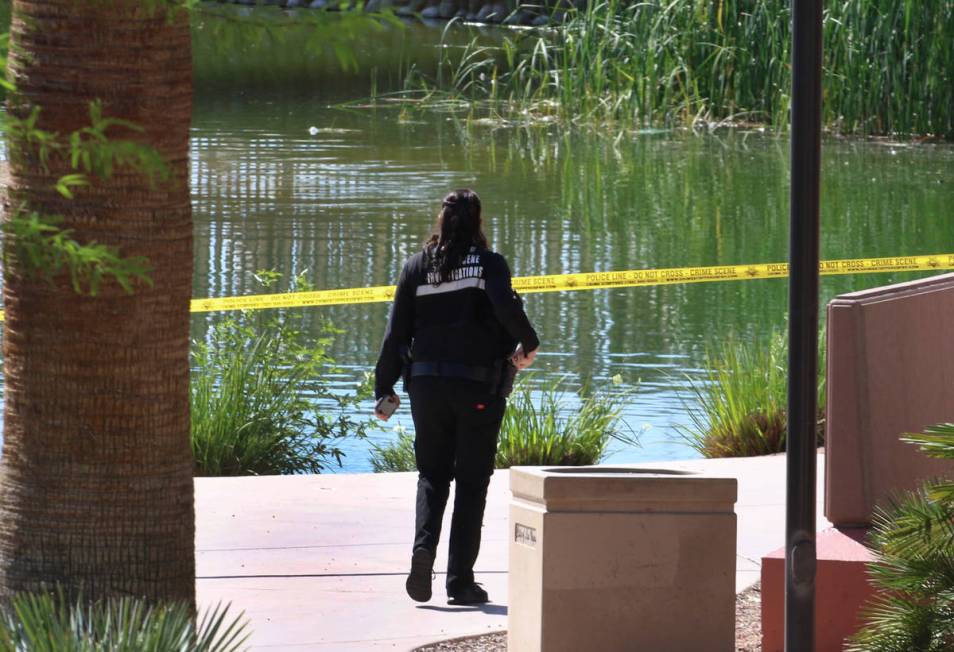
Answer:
[{"left": 0, "top": 0, "right": 195, "bottom": 604}]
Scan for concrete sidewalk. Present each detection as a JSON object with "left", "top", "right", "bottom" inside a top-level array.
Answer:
[{"left": 196, "top": 453, "right": 830, "bottom": 651}]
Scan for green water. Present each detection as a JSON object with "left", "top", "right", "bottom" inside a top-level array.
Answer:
[{"left": 190, "top": 17, "right": 954, "bottom": 472}]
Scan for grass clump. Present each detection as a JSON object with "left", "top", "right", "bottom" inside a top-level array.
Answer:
[
  {"left": 369, "top": 374, "right": 634, "bottom": 472},
  {"left": 496, "top": 374, "right": 632, "bottom": 467},
  {"left": 191, "top": 271, "right": 371, "bottom": 476},
  {"left": 0, "top": 591, "right": 248, "bottom": 651},
  {"left": 679, "top": 329, "right": 826, "bottom": 458},
  {"left": 369, "top": 426, "right": 417, "bottom": 474},
  {"left": 848, "top": 424, "right": 954, "bottom": 652},
  {"left": 401, "top": 0, "right": 953, "bottom": 138}
]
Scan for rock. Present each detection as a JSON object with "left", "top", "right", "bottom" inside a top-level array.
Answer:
[
  {"left": 420, "top": 4, "right": 441, "bottom": 17},
  {"left": 531, "top": 14, "right": 549, "bottom": 26},
  {"left": 405, "top": 0, "right": 429, "bottom": 11},
  {"left": 308, "top": 0, "right": 330, "bottom": 8},
  {"left": 285, "top": 0, "right": 304, "bottom": 6},
  {"left": 485, "top": 2, "right": 509, "bottom": 22},
  {"left": 474, "top": 4, "right": 495, "bottom": 21},
  {"left": 437, "top": 0, "right": 460, "bottom": 18}
]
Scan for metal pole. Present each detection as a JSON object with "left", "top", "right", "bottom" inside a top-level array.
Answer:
[{"left": 786, "top": 0, "right": 823, "bottom": 649}]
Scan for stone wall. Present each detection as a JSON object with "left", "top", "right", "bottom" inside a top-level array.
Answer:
[{"left": 219, "top": 0, "right": 584, "bottom": 26}]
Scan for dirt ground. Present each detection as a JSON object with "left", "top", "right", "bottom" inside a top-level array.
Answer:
[{"left": 414, "top": 582, "right": 763, "bottom": 651}]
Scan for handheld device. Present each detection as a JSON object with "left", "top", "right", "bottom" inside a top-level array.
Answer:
[{"left": 374, "top": 395, "right": 399, "bottom": 419}]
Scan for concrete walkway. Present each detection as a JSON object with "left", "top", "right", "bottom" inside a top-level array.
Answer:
[{"left": 196, "top": 453, "right": 830, "bottom": 651}]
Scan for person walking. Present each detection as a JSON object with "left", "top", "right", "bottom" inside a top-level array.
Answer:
[{"left": 374, "top": 188, "right": 539, "bottom": 605}]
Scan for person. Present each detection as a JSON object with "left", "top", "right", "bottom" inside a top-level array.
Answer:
[{"left": 374, "top": 188, "right": 539, "bottom": 605}]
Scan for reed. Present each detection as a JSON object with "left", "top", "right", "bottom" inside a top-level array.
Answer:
[{"left": 410, "top": 0, "right": 953, "bottom": 137}]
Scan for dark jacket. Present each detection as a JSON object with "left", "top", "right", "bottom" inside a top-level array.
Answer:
[{"left": 374, "top": 246, "right": 539, "bottom": 399}]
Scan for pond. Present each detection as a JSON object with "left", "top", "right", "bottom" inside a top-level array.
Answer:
[{"left": 189, "top": 16, "right": 954, "bottom": 473}]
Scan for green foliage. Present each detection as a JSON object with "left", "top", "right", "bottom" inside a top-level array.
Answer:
[
  {"left": 191, "top": 3, "right": 402, "bottom": 73},
  {"left": 368, "top": 374, "right": 634, "bottom": 472},
  {"left": 68, "top": 100, "right": 170, "bottom": 185},
  {"left": 678, "top": 329, "right": 826, "bottom": 458},
  {"left": 4, "top": 101, "right": 170, "bottom": 192},
  {"left": 848, "top": 424, "right": 954, "bottom": 652},
  {"left": 0, "top": 591, "right": 248, "bottom": 651},
  {"left": 3, "top": 211, "right": 152, "bottom": 296},
  {"left": 191, "top": 273, "right": 373, "bottom": 476},
  {"left": 496, "top": 374, "right": 633, "bottom": 468},
  {"left": 397, "top": 0, "right": 953, "bottom": 138},
  {"left": 1, "top": 90, "right": 169, "bottom": 296},
  {"left": 369, "top": 425, "right": 416, "bottom": 474}
]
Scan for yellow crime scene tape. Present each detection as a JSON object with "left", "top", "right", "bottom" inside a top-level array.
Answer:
[
  {"left": 188, "top": 252, "right": 954, "bottom": 314},
  {"left": 1, "top": 253, "right": 952, "bottom": 321}
]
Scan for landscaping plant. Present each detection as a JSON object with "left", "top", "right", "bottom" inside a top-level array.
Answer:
[
  {"left": 369, "top": 374, "right": 634, "bottom": 472},
  {"left": 191, "top": 272, "right": 372, "bottom": 476},
  {"left": 0, "top": 591, "right": 248, "bottom": 651},
  {"left": 679, "top": 328, "right": 826, "bottom": 458},
  {"left": 848, "top": 423, "right": 954, "bottom": 652},
  {"left": 369, "top": 426, "right": 417, "bottom": 474},
  {"left": 191, "top": 314, "right": 373, "bottom": 476}
]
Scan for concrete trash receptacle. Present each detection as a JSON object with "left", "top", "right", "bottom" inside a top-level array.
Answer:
[{"left": 508, "top": 466, "right": 738, "bottom": 652}]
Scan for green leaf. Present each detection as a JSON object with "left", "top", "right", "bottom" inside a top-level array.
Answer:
[{"left": 54, "top": 173, "right": 90, "bottom": 199}]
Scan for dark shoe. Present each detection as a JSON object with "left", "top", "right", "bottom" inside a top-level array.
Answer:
[
  {"left": 447, "top": 582, "right": 489, "bottom": 605},
  {"left": 405, "top": 548, "right": 435, "bottom": 602}
]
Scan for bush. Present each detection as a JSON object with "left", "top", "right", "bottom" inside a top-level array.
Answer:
[
  {"left": 678, "top": 328, "right": 826, "bottom": 458},
  {"left": 368, "top": 375, "right": 634, "bottom": 472},
  {"left": 848, "top": 424, "right": 954, "bottom": 652},
  {"left": 0, "top": 591, "right": 248, "bottom": 651},
  {"left": 191, "top": 270, "right": 372, "bottom": 476},
  {"left": 496, "top": 374, "right": 632, "bottom": 468},
  {"left": 191, "top": 314, "right": 372, "bottom": 476}
]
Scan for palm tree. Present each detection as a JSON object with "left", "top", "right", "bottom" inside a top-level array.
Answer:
[
  {"left": 848, "top": 424, "right": 954, "bottom": 652},
  {"left": 0, "top": 0, "right": 195, "bottom": 604}
]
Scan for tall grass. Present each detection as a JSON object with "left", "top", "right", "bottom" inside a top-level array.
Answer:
[
  {"left": 369, "top": 426, "right": 417, "bottom": 474},
  {"left": 404, "top": 0, "right": 953, "bottom": 138},
  {"left": 496, "top": 374, "right": 632, "bottom": 467},
  {"left": 191, "top": 317, "right": 372, "bottom": 476},
  {"left": 368, "top": 374, "right": 635, "bottom": 472},
  {"left": 679, "top": 328, "right": 826, "bottom": 458}
]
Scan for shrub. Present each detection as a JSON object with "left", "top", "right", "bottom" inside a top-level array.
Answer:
[
  {"left": 848, "top": 424, "right": 954, "bottom": 652},
  {"left": 191, "top": 315, "right": 372, "bottom": 476},
  {"left": 496, "top": 374, "right": 632, "bottom": 468},
  {"left": 0, "top": 591, "right": 248, "bottom": 651},
  {"left": 679, "top": 328, "right": 826, "bottom": 458},
  {"left": 368, "top": 374, "right": 634, "bottom": 472}
]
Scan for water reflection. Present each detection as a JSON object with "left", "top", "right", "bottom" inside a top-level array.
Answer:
[{"left": 190, "top": 92, "right": 954, "bottom": 471}]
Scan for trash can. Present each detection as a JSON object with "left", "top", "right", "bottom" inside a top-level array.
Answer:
[{"left": 508, "top": 466, "right": 738, "bottom": 652}]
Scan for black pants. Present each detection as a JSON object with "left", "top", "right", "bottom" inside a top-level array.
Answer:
[{"left": 408, "top": 376, "right": 506, "bottom": 592}]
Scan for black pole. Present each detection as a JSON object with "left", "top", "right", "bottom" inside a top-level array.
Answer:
[{"left": 786, "top": 0, "right": 823, "bottom": 649}]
